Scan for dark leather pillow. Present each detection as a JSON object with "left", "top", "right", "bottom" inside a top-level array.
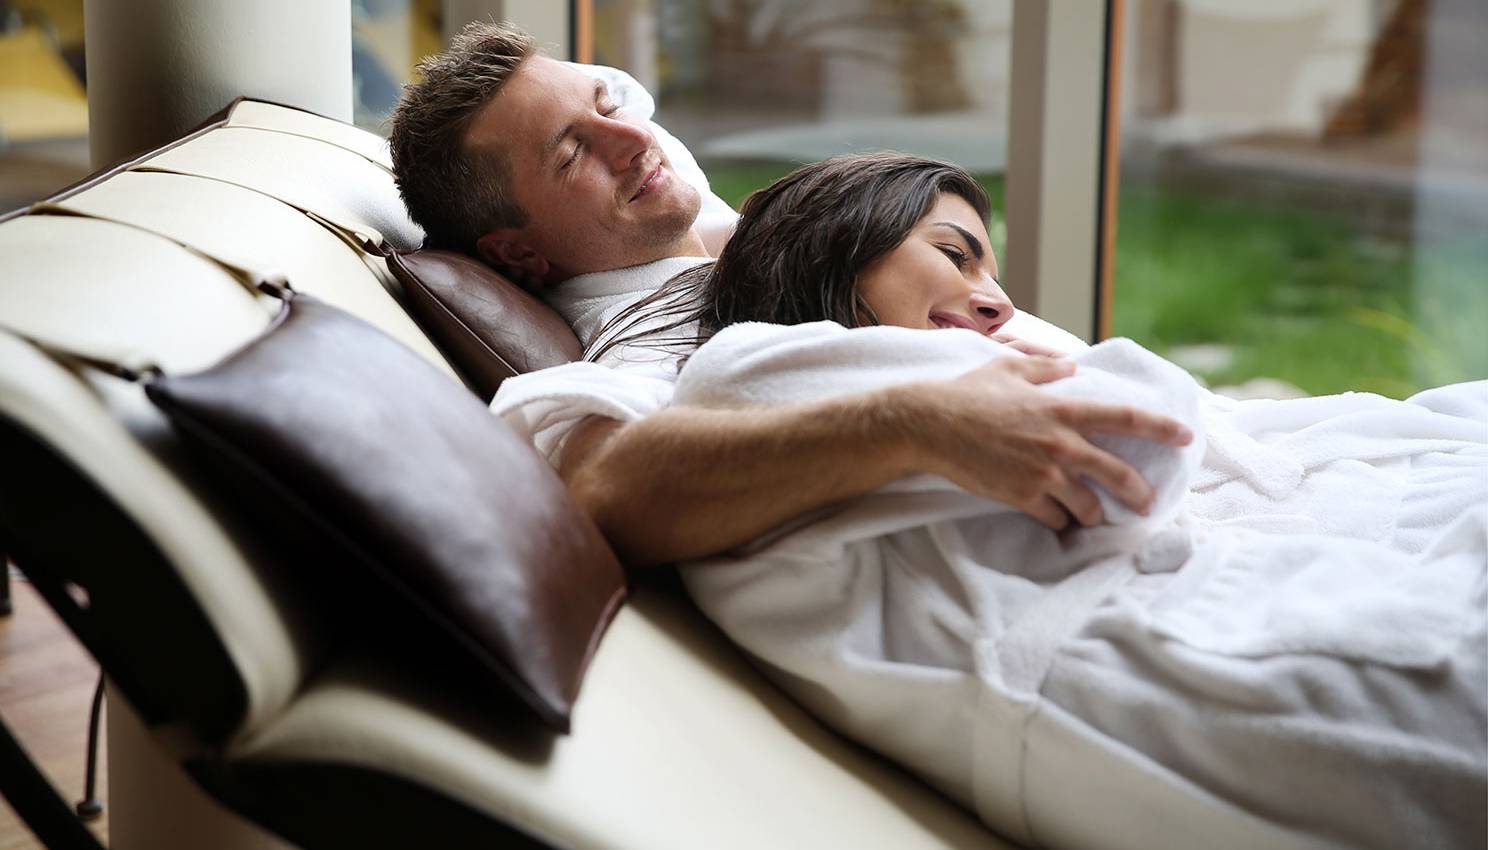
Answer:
[
  {"left": 145, "top": 292, "right": 625, "bottom": 733},
  {"left": 387, "top": 250, "right": 582, "bottom": 401}
]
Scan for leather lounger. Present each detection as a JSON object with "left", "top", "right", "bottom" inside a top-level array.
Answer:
[{"left": 0, "top": 99, "right": 1012, "bottom": 849}]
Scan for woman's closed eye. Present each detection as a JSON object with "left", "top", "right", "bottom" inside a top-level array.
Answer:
[{"left": 937, "top": 244, "right": 969, "bottom": 268}]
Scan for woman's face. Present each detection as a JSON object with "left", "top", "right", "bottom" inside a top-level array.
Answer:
[{"left": 856, "top": 193, "right": 1013, "bottom": 335}]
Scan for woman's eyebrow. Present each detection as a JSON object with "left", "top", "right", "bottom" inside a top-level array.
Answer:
[{"left": 931, "top": 222, "right": 984, "bottom": 259}]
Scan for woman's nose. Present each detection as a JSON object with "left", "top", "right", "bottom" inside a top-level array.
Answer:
[{"left": 969, "top": 281, "right": 1015, "bottom": 334}]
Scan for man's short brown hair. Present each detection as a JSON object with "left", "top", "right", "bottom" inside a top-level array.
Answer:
[{"left": 389, "top": 21, "right": 535, "bottom": 252}]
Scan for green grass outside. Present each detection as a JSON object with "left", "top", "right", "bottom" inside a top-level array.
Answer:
[
  {"left": 706, "top": 159, "right": 1487, "bottom": 399},
  {"left": 1112, "top": 186, "right": 1487, "bottom": 397}
]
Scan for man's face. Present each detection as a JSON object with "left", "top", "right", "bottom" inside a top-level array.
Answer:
[{"left": 466, "top": 56, "right": 701, "bottom": 285}]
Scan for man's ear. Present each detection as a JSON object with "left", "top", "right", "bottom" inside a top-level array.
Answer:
[{"left": 475, "top": 229, "right": 553, "bottom": 291}]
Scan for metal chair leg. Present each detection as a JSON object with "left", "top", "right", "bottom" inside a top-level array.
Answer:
[
  {"left": 0, "top": 709, "right": 108, "bottom": 850},
  {"left": 1, "top": 553, "right": 13, "bottom": 617},
  {"left": 76, "top": 671, "right": 105, "bottom": 821}
]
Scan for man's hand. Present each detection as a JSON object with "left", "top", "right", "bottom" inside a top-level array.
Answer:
[
  {"left": 889, "top": 356, "right": 1194, "bottom": 530},
  {"left": 989, "top": 331, "right": 1067, "bottom": 359}
]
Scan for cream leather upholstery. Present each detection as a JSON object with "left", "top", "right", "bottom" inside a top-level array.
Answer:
[
  {"left": 234, "top": 590, "right": 1004, "bottom": 849},
  {"left": 51, "top": 172, "right": 453, "bottom": 375},
  {"left": 0, "top": 215, "right": 268, "bottom": 374},
  {"left": 0, "top": 99, "right": 1008, "bottom": 849},
  {"left": 141, "top": 127, "right": 422, "bottom": 251},
  {"left": 225, "top": 100, "right": 395, "bottom": 171}
]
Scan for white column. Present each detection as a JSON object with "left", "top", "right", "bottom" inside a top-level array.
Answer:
[
  {"left": 1004, "top": 0, "right": 1110, "bottom": 341},
  {"left": 84, "top": 0, "right": 352, "bottom": 168}
]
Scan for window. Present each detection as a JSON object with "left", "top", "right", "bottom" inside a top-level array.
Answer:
[
  {"left": 0, "top": 0, "right": 88, "bottom": 212},
  {"left": 591, "top": 0, "right": 1014, "bottom": 261},
  {"left": 1111, "top": 0, "right": 1487, "bottom": 398},
  {"left": 352, "top": 0, "right": 445, "bottom": 131}
]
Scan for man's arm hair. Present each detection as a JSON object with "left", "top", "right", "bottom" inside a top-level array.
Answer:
[
  {"left": 560, "top": 392, "right": 913, "bottom": 566},
  {"left": 561, "top": 356, "right": 1193, "bottom": 567}
]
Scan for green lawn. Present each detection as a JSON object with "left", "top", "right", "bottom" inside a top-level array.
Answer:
[
  {"left": 706, "top": 158, "right": 1486, "bottom": 399},
  {"left": 1112, "top": 186, "right": 1487, "bottom": 398}
]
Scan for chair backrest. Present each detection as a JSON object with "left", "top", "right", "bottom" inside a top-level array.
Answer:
[
  {"left": 0, "top": 99, "right": 483, "bottom": 750},
  {"left": 0, "top": 98, "right": 1008, "bottom": 850}
]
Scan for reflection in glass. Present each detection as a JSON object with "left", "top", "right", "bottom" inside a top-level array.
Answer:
[
  {"left": 353, "top": 0, "right": 443, "bottom": 132},
  {"left": 1113, "top": 0, "right": 1487, "bottom": 398}
]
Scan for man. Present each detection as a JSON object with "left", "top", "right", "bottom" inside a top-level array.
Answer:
[{"left": 389, "top": 22, "right": 1192, "bottom": 566}]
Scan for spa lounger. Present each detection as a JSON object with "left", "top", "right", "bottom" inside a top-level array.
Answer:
[{"left": 0, "top": 98, "right": 1010, "bottom": 850}]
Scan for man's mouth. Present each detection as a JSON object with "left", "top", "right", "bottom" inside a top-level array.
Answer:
[{"left": 629, "top": 164, "right": 663, "bottom": 202}]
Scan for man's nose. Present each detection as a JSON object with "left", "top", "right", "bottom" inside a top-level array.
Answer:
[
  {"left": 594, "top": 115, "right": 653, "bottom": 170},
  {"left": 969, "top": 279, "right": 1015, "bottom": 334}
]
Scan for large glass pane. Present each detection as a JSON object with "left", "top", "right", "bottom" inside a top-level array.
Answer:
[
  {"left": 352, "top": 0, "right": 443, "bottom": 131},
  {"left": 1113, "top": 0, "right": 1488, "bottom": 399},
  {"left": 0, "top": 0, "right": 89, "bottom": 212},
  {"left": 593, "top": 0, "right": 1014, "bottom": 261}
]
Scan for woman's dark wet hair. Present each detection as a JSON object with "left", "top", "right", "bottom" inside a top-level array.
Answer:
[{"left": 587, "top": 152, "right": 991, "bottom": 362}]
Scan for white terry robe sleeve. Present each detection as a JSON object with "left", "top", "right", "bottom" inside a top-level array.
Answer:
[{"left": 489, "top": 360, "right": 675, "bottom": 466}]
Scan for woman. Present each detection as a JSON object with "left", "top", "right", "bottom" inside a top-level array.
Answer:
[{"left": 604, "top": 153, "right": 1488, "bottom": 850}]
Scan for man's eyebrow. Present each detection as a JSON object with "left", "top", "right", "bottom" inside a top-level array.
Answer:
[
  {"left": 932, "top": 222, "right": 985, "bottom": 259},
  {"left": 542, "top": 81, "right": 608, "bottom": 161}
]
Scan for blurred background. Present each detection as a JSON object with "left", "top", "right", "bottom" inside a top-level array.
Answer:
[{"left": 3, "top": 0, "right": 1483, "bottom": 398}]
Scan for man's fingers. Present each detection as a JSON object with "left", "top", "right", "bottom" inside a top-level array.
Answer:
[
  {"left": 992, "top": 334, "right": 1066, "bottom": 359},
  {"left": 1065, "top": 401, "right": 1194, "bottom": 446},
  {"left": 1011, "top": 354, "right": 1076, "bottom": 385},
  {"left": 1050, "top": 475, "right": 1105, "bottom": 527},
  {"left": 1070, "top": 444, "right": 1155, "bottom": 515},
  {"left": 1026, "top": 495, "right": 1072, "bottom": 531}
]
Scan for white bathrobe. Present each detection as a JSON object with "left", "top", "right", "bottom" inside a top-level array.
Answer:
[{"left": 670, "top": 321, "right": 1487, "bottom": 850}]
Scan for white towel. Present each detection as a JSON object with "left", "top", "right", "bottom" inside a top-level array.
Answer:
[{"left": 490, "top": 256, "right": 706, "bottom": 464}]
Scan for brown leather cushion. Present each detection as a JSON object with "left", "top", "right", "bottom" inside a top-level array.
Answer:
[
  {"left": 388, "top": 250, "right": 582, "bottom": 401},
  {"left": 145, "top": 292, "right": 625, "bottom": 733}
]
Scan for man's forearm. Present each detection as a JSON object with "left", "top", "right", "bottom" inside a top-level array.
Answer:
[
  {"left": 560, "top": 356, "right": 1193, "bottom": 568},
  {"left": 561, "top": 390, "right": 914, "bottom": 567}
]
